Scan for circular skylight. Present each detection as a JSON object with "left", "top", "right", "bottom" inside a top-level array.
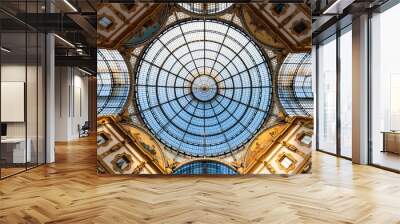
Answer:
[
  {"left": 135, "top": 19, "right": 272, "bottom": 157},
  {"left": 191, "top": 75, "right": 218, "bottom": 102},
  {"left": 178, "top": 3, "right": 233, "bottom": 15}
]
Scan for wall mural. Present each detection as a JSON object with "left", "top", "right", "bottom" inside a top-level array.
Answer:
[
  {"left": 97, "top": 3, "right": 313, "bottom": 175},
  {"left": 122, "top": 5, "right": 169, "bottom": 47}
]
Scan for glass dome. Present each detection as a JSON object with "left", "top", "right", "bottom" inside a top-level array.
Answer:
[
  {"left": 135, "top": 19, "right": 272, "bottom": 157},
  {"left": 173, "top": 160, "right": 237, "bottom": 175},
  {"left": 97, "top": 49, "right": 130, "bottom": 115},
  {"left": 178, "top": 3, "right": 233, "bottom": 15},
  {"left": 277, "top": 53, "right": 313, "bottom": 116}
]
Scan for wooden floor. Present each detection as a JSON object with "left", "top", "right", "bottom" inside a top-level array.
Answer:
[
  {"left": 0, "top": 167, "right": 26, "bottom": 178},
  {"left": 0, "top": 137, "right": 400, "bottom": 224}
]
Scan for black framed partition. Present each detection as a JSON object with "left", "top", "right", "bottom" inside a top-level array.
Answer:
[
  {"left": 368, "top": 1, "right": 400, "bottom": 172},
  {"left": 315, "top": 22, "right": 353, "bottom": 160},
  {"left": 0, "top": 0, "right": 47, "bottom": 179},
  {"left": 315, "top": 0, "right": 400, "bottom": 173}
]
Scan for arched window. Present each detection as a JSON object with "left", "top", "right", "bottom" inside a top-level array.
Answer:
[
  {"left": 97, "top": 49, "right": 130, "bottom": 115},
  {"left": 173, "top": 160, "right": 237, "bottom": 174},
  {"left": 135, "top": 19, "right": 272, "bottom": 157},
  {"left": 277, "top": 53, "right": 313, "bottom": 116}
]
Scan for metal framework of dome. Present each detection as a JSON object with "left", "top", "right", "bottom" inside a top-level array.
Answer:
[
  {"left": 173, "top": 160, "right": 237, "bottom": 174},
  {"left": 178, "top": 3, "right": 233, "bottom": 15},
  {"left": 135, "top": 19, "right": 272, "bottom": 157},
  {"left": 277, "top": 53, "right": 313, "bottom": 116},
  {"left": 97, "top": 49, "right": 130, "bottom": 115}
]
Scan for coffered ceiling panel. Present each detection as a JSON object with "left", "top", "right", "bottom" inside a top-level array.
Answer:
[{"left": 242, "top": 3, "right": 311, "bottom": 52}]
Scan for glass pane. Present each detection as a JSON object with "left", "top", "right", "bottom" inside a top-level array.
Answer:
[
  {"left": 38, "top": 33, "right": 46, "bottom": 165},
  {"left": 278, "top": 53, "right": 313, "bottom": 116},
  {"left": 173, "top": 160, "right": 237, "bottom": 175},
  {"left": 340, "top": 28, "right": 352, "bottom": 158},
  {"left": 371, "top": 4, "right": 400, "bottom": 171},
  {"left": 1, "top": 31, "right": 27, "bottom": 177},
  {"left": 27, "top": 31, "right": 38, "bottom": 168},
  {"left": 0, "top": 0, "right": 46, "bottom": 178},
  {"left": 135, "top": 19, "right": 272, "bottom": 157},
  {"left": 317, "top": 36, "right": 337, "bottom": 154},
  {"left": 97, "top": 49, "right": 130, "bottom": 116}
]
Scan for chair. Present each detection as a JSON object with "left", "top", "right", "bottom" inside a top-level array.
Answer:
[{"left": 79, "top": 121, "right": 90, "bottom": 138}]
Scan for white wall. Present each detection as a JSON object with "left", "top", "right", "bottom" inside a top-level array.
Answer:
[
  {"left": 1, "top": 65, "right": 38, "bottom": 138},
  {"left": 1, "top": 63, "right": 46, "bottom": 164},
  {"left": 46, "top": 33, "right": 55, "bottom": 163},
  {"left": 55, "top": 66, "right": 89, "bottom": 141},
  {"left": 1, "top": 65, "right": 26, "bottom": 139}
]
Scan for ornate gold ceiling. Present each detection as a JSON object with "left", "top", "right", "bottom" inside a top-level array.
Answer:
[
  {"left": 96, "top": 3, "right": 313, "bottom": 175},
  {"left": 97, "top": 3, "right": 311, "bottom": 52},
  {"left": 97, "top": 3, "right": 167, "bottom": 48},
  {"left": 242, "top": 3, "right": 311, "bottom": 52},
  {"left": 97, "top": 116, "right": 313, "bottom": 175}
]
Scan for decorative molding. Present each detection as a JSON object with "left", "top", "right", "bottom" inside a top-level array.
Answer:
[
  {"left": 290, "top": 18, "right": 311, "bottom": 37},
  {"left": 270, "top": 4, "right": 289, "bottom": 17},
  {"left": 97, "top": 131, "right": 112, "bottom": 147},
  {"left": 98, "top": 14, "right": 117, "bottom": 32},
  {"left": 111, "top": 152, "right": 134, "bottom": 173},
  {"left": 132, "top": 161, "right": 146, "bottom": 174},
  {"left": 295, "top": 131, "right": 313, "bottom": 147},
  {"left": 276, "top": 152, "right": 297, "bottom": 173}
]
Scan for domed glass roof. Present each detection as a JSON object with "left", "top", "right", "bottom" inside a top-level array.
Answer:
[
  {"left": 277, "top": 53, "right": 313, "bottom": 116},
  {"left": 173, "top": 160, "right": 237, "bottom": 175},
  {"left": 97, "top": 49, "right": 130, "bottom": 115},
  {"left": 135, "top": 19, "right": 272, "bottom": 157}
]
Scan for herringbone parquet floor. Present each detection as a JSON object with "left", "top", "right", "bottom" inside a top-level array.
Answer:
[{"left": 1, "top": 136, "right": 400, "bottom": 224}]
